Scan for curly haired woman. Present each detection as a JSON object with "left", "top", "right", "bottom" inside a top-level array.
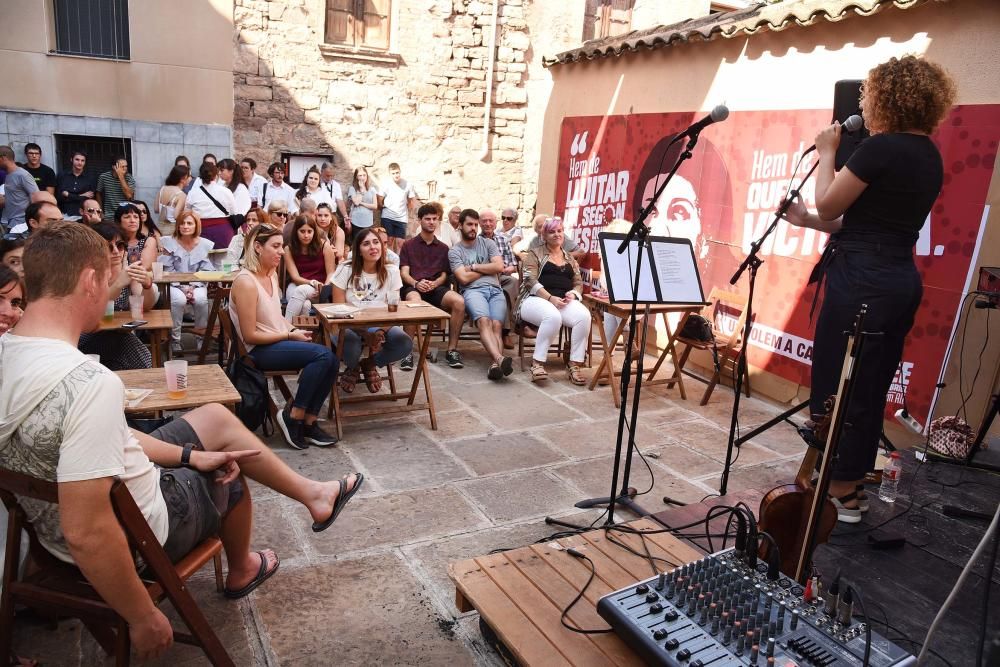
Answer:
[{"left": 784, "top": 55, "right": 956, "bottom": 523}]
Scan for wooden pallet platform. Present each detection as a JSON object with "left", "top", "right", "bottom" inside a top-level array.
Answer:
[{"left": 448, "top": 518, "right": 701, "bottom": 666}]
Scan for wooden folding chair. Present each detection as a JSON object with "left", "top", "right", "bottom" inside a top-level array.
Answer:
[
  {"left": 0, "top": 468, "right": 230, "bottom": 666},
  {"left": 219, "top": 308, "right": 298, "bottom": 419},
  {"left": 674, "top": 287, "right": 752, "bottom": 405},
  {"left": 198, "top": 286, "right": 230, "bottom": 365}
]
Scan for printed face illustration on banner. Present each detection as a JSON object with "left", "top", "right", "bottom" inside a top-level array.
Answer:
[{"left": 554, "top": 106, "right": 998, "bottom": 426}]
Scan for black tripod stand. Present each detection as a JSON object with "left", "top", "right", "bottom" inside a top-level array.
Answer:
[
  {"left": 545, "top": 132, "right": 702, "bottom": 532},
  {"left": 719, "top": 162, "right": 818, "bottom": 495}
]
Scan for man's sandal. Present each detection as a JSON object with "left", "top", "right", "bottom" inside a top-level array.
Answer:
[
  {"left": 530, "top": 363, "right": 548, "bottom": 382},
  {"left": 567, "top": 364, "right": 587, "bottom": 386}
]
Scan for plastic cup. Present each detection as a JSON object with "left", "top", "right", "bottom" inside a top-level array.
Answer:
[
  {"left": 164, "top": 360, "right": 188, "bottom": 399},
  {"left": 129, "top": 295, "right": 143, "bottom": 319},
  {"left": 103, "top": 301, "right": 115, "bottom": 322},
  {"left": 152, "top": 262, "right": 164, "bottom": 281},
  {"left": 222, "top": 261, "right": 233, "bottom": 273},
  {"left": 386, "top": 290, "right": 400, "bottom": 312}
]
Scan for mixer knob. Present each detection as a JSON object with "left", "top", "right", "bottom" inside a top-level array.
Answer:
[
  {"left": 636, "top": 584, "right": 649, "bottom": 594},
  {"left": 666, "top": 583, "right": 676, "bottom": 599},
  {"left": 677, "top": 648, "right": 692, "bottom": 661},
  {"left": 723, "top": 624, "right": 733, "bottom": 644},
  {"left": 687, "top": 597, "right": 696, "bottom": 615},
  {"left": 791, "top": 610, "right": 800, "bottom": 630},
  {"left": 665, "top": 609, "right": 679, "bottom": 622},
  {"left": 699, "top": 606, "right": 708, "bottom": 625},
  {"left": 692, "top": 661, "right": 705, "bottom": 667},
  {"left": 767, "top": 637, "right": 775, "bottom": 657},
  {"left": 650, "top": 603, "right": 663, "bottom": 614},
  {"left": 646, "top": 592, "right": 659, "bottom": 603},
  {"left": 711, "top": 616, "right": 720, "bottom": 635},
  {"left": 665, "top": 638, "right": 680, "bottom": 650},
  {"left": 656, "top": 572, "right": 667, "bottom": 591},
  {"left": 653, "top": 628, "right": 668, "bottom": 640},
  {"left": 750, "top": 644, "right": 760, "bottom": 665},
  {"left": 769, "top": 621, "right": 776, "bottom": 637}
]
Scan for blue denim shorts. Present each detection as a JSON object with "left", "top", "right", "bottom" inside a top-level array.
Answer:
[
  {"left": 463, "top": 285, "right": 507, "bottom": 322},
  {"left": 381, "top": 217, "right": 407, "bottom": 239}
]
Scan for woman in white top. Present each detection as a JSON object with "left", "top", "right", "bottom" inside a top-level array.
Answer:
[
  {"left": 295, "top": 167, "right": 333, "bottom": 210},
  {"left": 157, "top": 164, "right": 190, "bottom": 236},
  {"left": 229, "top": 224, "right": 339, "bottom": 449},
  {"left": 218, "top": 158, "right": 252, "bottom": 215},
  {"left": 185, "top": 161, "right": 237, "bottom": 248},
  {"left": 159, "top": 210, "right": 215, "bottom": 352},
  {"left": 331, "top": 228, "right": 411, "bottom": 394},
  {"left": 347, "top": 166, "right": 378, "bottom": 232}
]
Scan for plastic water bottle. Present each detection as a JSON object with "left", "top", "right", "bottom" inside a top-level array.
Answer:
[{"left": 878, "top": 451, "right": 903, "bottom": 503}]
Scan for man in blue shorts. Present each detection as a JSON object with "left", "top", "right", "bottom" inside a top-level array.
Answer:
[{"left": 449, "top": 209, "right": 513, "bottom": 381}]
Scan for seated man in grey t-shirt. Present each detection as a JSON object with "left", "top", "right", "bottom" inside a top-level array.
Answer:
[{"left": 448, "top": 209, "right": 513, "bottom": 381}]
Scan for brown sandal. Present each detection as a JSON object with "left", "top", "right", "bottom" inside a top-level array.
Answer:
[
  {"left": 361, "top": 357, "right": 382, "bottom": 393},
  {"left": 340, "top": 366, "right": 360, "bottom": 393},
  {"left": 530, "top": 362, "right": 548, "bottom": 382}
]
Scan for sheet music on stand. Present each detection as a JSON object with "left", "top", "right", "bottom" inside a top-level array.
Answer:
[{"left": 598, "top": 232, "right": 706, "bottom": 305}]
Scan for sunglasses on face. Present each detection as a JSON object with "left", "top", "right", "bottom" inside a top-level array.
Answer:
[
  {"left": 272, "top": 211, "right": 288, "bottom": 217},
  {"left": 109, "top": 241, "right": 127, "bottom": 253},
  {"left": 85, "top": 207, "right": 103, "bottom": 215},
  {"left": 501, "top": 216, "right": 514, "bottom": 221}
]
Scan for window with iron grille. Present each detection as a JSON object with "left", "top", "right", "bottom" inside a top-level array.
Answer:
[
  {"left": 325, "top": 0, "right": 391, "bottom": 51},
  {"left": 52, "top": 0, "right": 130, "bottom": 60},
  {"left": 54, "top": 135, "right": 132, "bottom": 182},
  {"left": 583, "top": 0, "right": 634, "bottom": 41}
]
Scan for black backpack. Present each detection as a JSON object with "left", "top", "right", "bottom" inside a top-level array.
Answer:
[{"left": 226, "top": 353, "right": 274, "bottom": 436}]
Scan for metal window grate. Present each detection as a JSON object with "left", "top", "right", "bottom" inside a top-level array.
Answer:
[
  {"left": 52, "top": 0, "right": 130, "bottom": 60},
  {"left": 54, "top": 134, "right": 132, "bottom": 181}
]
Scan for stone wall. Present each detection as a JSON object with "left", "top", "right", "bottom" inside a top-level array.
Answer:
[{"left": 233, "top": 0, "right": 585, "bottom": 221}]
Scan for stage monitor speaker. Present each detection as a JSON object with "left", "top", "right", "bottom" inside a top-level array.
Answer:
[{"left": 833, "top": 79, "right": 870, "bottom": 170}]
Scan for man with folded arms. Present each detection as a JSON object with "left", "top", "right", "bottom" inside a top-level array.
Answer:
[{"left": 0, "top": 222, "right": 363, "bottom": 661}]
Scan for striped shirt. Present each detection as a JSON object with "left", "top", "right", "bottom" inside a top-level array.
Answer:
[{"left": 97, "top": 170, "right": 137, "bottom": 220}]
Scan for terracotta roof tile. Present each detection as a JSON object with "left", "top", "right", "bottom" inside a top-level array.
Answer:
[{"left": 545, "top": 0, "right": 948, "bottom": 67}]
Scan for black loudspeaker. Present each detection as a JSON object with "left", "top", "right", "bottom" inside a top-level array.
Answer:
[{"left": 832, "top": 79, "right": 870, "bottom": 170}]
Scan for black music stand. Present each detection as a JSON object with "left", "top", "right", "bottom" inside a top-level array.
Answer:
[{"left": 546, "top": 234, "right": 706, "bottom": 530}]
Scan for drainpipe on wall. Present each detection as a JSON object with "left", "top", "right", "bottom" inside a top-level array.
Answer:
[{"left": 479, "top": 0, "right": 500, "bottom": 162}]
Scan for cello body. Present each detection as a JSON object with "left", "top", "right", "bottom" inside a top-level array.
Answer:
[{"left": 757, "top": 446, "right": 837, "bottom": 578}]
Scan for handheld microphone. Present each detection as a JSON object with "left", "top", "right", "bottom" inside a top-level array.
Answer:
[
  {"left": 675, "top": 105, "right": 730, "bottom": 140},
  {"left": 802, "top": 114, "right": 864, "bottom": 155}
]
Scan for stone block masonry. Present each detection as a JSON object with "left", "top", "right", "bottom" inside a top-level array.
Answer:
[{"left": 233, "top": 0, "right": 583, "bottom": 218}]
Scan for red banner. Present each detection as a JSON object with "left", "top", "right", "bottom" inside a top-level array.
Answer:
[{"left": 554, "top": 107, "right": 998, "bottom": 425}]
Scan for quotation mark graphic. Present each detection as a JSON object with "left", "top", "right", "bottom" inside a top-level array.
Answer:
[{"left": 570, "top": 131, "right": 589, "bottom": 157}]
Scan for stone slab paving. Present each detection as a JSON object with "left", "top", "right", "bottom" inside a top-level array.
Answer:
[{"left": 11, "top": 343, "right": 805, "bottom": 665}]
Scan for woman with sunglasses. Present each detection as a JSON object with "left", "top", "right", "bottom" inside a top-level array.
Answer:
[
  {"left": 77, "top": 223, "right": 156, "bottom": 369},
  {"left": 229, "top": 224, "right": 339, "bottom": 449},
  {"left": 266, "top": 200, "right": 290, "bottom": 228},
  {"left": 132, "top": 199, "right": 162, "bottom": 240},
  {"left": 160, "top": 210, "right": 215, "bottom": 353}
]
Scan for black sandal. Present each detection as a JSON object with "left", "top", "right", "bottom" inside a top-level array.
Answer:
[{"left": 313, "top": 473, "right": 364, "bottom": 532}]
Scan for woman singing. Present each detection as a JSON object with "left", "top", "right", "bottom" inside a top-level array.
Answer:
[{"left": 785, "top": 55, "right": 956, "bottom": 523}]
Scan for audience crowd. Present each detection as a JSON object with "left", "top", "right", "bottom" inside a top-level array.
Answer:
[{"left": 0, "top": 146, "right": 598, "bottom": 661}]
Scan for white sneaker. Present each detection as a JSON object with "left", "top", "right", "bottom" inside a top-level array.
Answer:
[{"left": 831, "top": 493, "right": 863, "bottom": 524}]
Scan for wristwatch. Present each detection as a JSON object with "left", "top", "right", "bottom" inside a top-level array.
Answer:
[{"left": 179, "top": 443, "right": 195, "bottom": 468}]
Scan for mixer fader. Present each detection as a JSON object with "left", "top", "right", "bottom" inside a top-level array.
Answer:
[{"left": 596, "top": 547, "right": 914, "bottom": 666}]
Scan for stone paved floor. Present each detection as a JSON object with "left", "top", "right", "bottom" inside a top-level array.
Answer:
[{"left": 13, "top": 341, "right": 818, "bottom": 666}]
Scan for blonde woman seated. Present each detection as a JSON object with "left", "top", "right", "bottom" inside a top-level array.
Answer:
[
  {"left": 284, "top": 215, "right": 337, "bottom": 321},
  {"left": 229, "top": 225, "right": 338, "bottom": 450},
  {"left": 515, "top": 216, "right": 590, "bottom": 384},
  {"left": 159, "top": 210, "right": 214, "bottom": 353},
  {"left": 331, "top": 228, "right": 412, "bottom": 393}
]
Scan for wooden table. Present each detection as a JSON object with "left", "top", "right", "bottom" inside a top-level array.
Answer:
[
  {"left": 584, "top": 293, "right": 706, "bottom": 407},
  {"left": 317, "top": 304, "right": 448, "bottom": 439},
  {"left": 449, "top": 518, "right": 701, "bottom": 666},
  {"left": 154, "top": 272, "right": 237, "bottom": 363},
  {"left": 116, "top": 364, "right": 240, "bottom": 414},
  {"left": 97, "top": 310, "right": 173, "bottom": 367}
]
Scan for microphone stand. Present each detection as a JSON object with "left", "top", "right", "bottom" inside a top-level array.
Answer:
[
  {"left": 719, "top": 161, "right": 818, "bottom": 495},
  {"left": 546, "top": 131, "right": 701, "bottom": 532}
]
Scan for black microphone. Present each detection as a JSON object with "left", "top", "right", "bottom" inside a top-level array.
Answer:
[
  {"left": 801, "top": 114, "right": 864, "bottom": 155},
  {"left": 675, "top": 105, "right": 730, "bottom": 140}
]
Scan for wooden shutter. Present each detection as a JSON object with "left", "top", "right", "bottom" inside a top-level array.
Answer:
[
  {"left": 359, "top": 0, "right": 391, "bottom": 50},
  {"left": 325, "top": 0, "right": 355, "bottom": 46},
  {"left": 582, "top": 0, "right": 602, "bottom": 42},
  {"left": 606, "top": 0, "right": 633, "bottom": 38}
]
